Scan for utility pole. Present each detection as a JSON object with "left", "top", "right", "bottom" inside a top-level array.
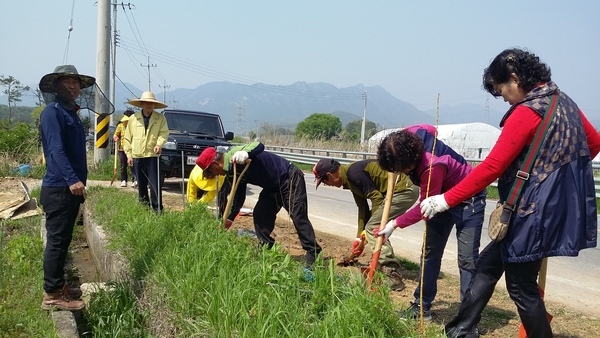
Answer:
[
  {"left": 159, "top": 81, "right": 170, "bottom": 103},
  {"left": 485, "top": 96, "right": 490, "bottom": 124},
  {"left": 94, "top": 0, "right": 111, "bottom": 163},
  {"left": 170, "top": 97, "right": 178, "bottom": 109},
  {"left": 110, "top": 2, "right": 135, "bottom": 119},
  {"left": 360, "top": 90, "right": 367, "bottom": 147},
  {"left": 110, "top": 0, "right": 118, "bottom": 126},
  {"left": 140, "top": 56, "right": 156, "bottom": 91}
]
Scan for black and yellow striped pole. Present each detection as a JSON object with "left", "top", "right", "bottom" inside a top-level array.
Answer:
[{"left": 94, "top": 112, "right": 111, "bottom": 162}]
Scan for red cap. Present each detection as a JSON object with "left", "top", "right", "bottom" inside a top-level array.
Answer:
[{"left": 196, "top": 147, "right": 217, "bottom": 170}]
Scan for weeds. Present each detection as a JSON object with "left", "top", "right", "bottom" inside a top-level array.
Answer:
[
  {"left": 84, "top": 188, "right": 445, "bottom": 337},
  {"left": 0, "top": 215, "right": 57, "bottom": 338}
]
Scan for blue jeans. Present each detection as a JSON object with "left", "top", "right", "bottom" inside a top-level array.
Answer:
[{"left": 413, "top": 191, "right": 486, "bottom": 309}]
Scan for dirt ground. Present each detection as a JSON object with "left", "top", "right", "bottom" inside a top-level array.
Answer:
[{"left": 3, "top": 177, "right": 598, "bottom": 337}]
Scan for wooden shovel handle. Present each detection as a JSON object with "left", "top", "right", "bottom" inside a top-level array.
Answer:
[
  {"left": 222, "top": 160, "right": 251, "bottom": 227},
  {"left": 366, "top": 171, "right": 397, "bottom": 288}
]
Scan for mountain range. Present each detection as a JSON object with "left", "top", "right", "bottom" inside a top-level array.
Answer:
[
  {"left": 7, "top": 81, "right": 506, "bottom": 135},
  {"left": 114, "top": 81, "right": 509, "bottom": 135}
]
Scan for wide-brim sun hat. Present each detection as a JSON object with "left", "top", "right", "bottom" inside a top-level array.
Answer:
[
  {"left": 39, "top": 65, "right": 96, "bottom": 93},
  {"left": 127, "top": 91, "right": 168, "bottom": 109}
]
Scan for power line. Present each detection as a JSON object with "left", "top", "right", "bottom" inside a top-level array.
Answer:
[
  {"left": 62, "top": 0, "right": 76, "bottom": 64},
  {"left": 118, "top": 38, "right": 360, "bottom": 100}
]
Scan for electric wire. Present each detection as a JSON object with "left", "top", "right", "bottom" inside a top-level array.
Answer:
[{"left": 62, "top": 0, "right": 76, "bottom": 64}]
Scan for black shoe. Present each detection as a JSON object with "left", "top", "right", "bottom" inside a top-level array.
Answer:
[
  {"left": 408, "top": 301, "right": 432, "bottom": 321},
  {"left": 464, "top": 326, "right": 479, "bottom": 338}
]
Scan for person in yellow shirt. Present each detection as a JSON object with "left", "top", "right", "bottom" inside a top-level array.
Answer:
[
  {"left": 187, "top": 147, "right": 231, "bottom": 228},
  {"left": 113, "top": 109, "right": 136, "bottom": 187},
  {"left": 123, "top": 91, "right": 169, "bottom": 212}
]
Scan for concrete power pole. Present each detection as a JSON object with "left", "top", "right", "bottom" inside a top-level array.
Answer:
[
  {"left": 360, "top": 90, "right": 367, "bottom": 147},
  {"left": 159, "top": 81, "right": 170, "bottom": 103},
  {"left": 141, "top": 56, "right": 157, "bottom": 91},
  {"left": 94, "top": 0, "right": 111, "bottom": 163},
  {"left": 110, "top": 0, "right": 118, "bottom": 126}
]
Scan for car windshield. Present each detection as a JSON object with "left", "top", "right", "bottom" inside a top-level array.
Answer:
[{"left": 165, "top": 113, "right": 224, "bottom": 137}]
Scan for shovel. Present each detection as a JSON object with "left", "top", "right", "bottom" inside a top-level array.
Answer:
[
  {"left": 365, "top": 171, "right": 396, "bottom": 289},
  {"left": 222, "top": 159, "right": 251, "bottom": 228},
  {"left": 110, "top": 140, "right": 118, "bottom": 186},
  {"left": 518, "top": 258, "right": 552, "bottom": 337},
  {"left": 337, "top": 231, "right": 367, "bottom": 267}
]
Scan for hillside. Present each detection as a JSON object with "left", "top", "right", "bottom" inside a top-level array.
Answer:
[{"left": 3, "top": 81, "right": 513, "bottom": 135}]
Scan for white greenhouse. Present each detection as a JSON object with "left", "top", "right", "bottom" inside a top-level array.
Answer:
[{"left": 368, "top": 122, "right": 502, "bottom": 159}]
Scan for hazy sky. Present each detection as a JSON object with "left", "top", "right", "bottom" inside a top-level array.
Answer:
[{"left": 2, "top": 1, "right": 599, "bottom": 120}]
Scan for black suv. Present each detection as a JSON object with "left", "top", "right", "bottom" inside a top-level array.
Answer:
[{"left": 160, "top": 109, "right": 234, "bottom": 178}]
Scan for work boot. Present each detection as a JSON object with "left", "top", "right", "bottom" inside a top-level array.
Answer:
[
  {"left": 380, "top": 264, "right": 405, "bottom": 291},
  {"left": 41, "top": 290, "right": 85, "bottom": 311},
  {"left": 64, "top": 284, "right": 82, "bottom": 300}
]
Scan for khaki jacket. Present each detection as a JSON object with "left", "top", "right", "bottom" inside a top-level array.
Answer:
[{"left": 123, "top": 111, "right": 169, "bottom": 159}]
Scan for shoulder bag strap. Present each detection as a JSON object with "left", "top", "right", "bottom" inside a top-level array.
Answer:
[{"left": 505, "top": 92, "right": 560, "bottom": 209}]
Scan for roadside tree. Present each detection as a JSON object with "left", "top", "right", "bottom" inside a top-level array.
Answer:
[{"left": 296, "top": 113, "right": 342, "bottom": 140}]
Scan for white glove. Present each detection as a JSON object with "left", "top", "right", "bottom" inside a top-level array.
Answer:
[
  {"left": 231, "top": 151, "right": 249, "bottom": 164},
  {"left": 375, "top": 219, "right": 397, "bottom": 241},
  {"left": 420, "top": 194, "right": 450, "bottom": 219}
]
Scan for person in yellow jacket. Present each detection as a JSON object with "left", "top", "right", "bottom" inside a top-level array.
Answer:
[
  {"left": 187, "top": 147, "right": 232, "bottom": 227},
  {"left": 113, "top": 109, "right": 136, "bottom": 187},
  {"left": 123, "top": 91, "right": 169, "bottom": 212}
]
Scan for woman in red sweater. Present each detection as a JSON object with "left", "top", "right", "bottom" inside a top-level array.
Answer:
[{"left": 421, "top": 48, "right": 600, "bottom": 338}]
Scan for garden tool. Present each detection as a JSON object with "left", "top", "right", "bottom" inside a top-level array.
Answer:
[
  {"left": 518, "top": 258, "right": 552, "bottom": 338},
  {"left": 157, "top": 156, "right": 161, "bottom": 213},
  {"left": 337, "top": 230, "right": 367, "bottom": 267},
  {"left": 109, "top": 140, "right": 118, "bottom": 186},
  {"left": 366, "top": 172, "right": 396, "bottom": 289},
  {"left": 222, "top": 159, "right": 251, "bottom": 229}
]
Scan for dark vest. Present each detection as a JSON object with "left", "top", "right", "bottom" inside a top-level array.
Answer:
[{"left": 497, "top": 82, "right": 597, "bottom": 263}]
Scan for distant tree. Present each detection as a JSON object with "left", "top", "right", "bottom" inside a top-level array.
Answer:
[
  {"left": 82, "top": 116, "right": 92, "bottom": 134},
  {"left": 247, "top": 130, "right": 257, "bottom": 140},
  {"left": 295, "top": 113, "right": 342, "bottom": 140},
  {"left": 32, "top": 88, "right": 45, "bottom": 106},
  {"left": 260, "top": 123, "right": 293, "bottom": 139},
  {"left": 344, "top": 119, "right": 378, "bottom": 142},
  {"left": 0, "top": 75, "right": 30, "bottom": 126}
]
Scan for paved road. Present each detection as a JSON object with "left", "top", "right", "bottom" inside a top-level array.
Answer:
[{"left": 236, "top": 174, "right": 600, "bottom": 318}]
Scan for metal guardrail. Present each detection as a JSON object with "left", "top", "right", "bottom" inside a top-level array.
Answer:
[{"left": 265, "top": 145, "right": 600, "bottom": 195}]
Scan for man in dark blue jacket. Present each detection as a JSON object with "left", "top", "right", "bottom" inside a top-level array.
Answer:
[
  {"left": 38, "top": 65, "right": 94, "bottom": 311},
  {"left": 199, "top": 142, "right": 322, "bottom": 268}
]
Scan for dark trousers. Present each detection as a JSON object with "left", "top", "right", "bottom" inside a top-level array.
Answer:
[
  {"left": 118, "top": 150, "right": 135, "bottom": 182},
  {"left": 414, "top": 192, "right": 485, "bottom": 309},
  {"left": 252, "top": 165, "right": 322, "bottom": 267},
  {"left": 134, "top": 157, "right": 164, "bottom": 211},
  {"left": 40, "top": 186, "right": 84, "bottom": 293},
  {"left": 445, "top": 242, "right": 552, "bottom": 338}
]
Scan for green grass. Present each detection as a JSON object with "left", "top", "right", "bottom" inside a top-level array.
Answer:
[
  {"left": 83, "top": 187, "right": 445, "bottom": 337},
  {"left": 0, "top": 154, "right": 117, "bottom": 181},
  {"left": 0, "top": 188, "right": 58, "bottom": 338}
]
